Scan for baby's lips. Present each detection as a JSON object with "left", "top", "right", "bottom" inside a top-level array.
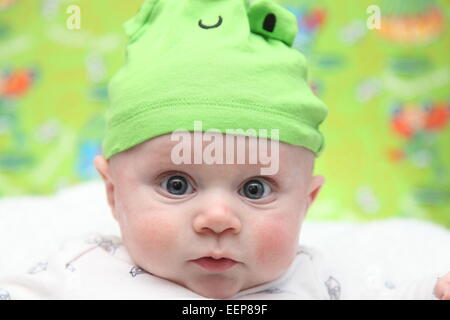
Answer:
[{"left": 191, "top": 257, "right": 238, "bottom": 272}]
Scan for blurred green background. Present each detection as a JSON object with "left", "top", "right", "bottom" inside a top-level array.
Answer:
[{"left": 0, "top": 0, "right": 449, "bottom": 227}]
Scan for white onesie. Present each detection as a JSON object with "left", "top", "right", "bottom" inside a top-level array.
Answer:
[{"left": 0, "top": 234, "right": 440, "bottom": 300}]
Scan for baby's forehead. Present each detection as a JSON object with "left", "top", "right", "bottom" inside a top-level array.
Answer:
[
  {"left": 111, "top": 133, "right": 313, "bottom": 177},
  {"left": 139, "top": 133, "right": 309, "bottom": 159}
]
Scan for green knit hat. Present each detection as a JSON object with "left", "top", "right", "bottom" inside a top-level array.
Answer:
[{"left": 103, "top": 0, "right": 328, "bottom": 159}]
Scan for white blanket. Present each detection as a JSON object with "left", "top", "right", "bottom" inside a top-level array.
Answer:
[{"left": 1, "top": 180, "right": 449, "bottom": 295}]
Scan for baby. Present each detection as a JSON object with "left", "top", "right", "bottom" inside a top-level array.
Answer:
[
  {"left": 1, "top": 0, "right": 449, "bottom": 300},
  {"left": 93, "top": 130, "right": 323, "bottom": 299}
]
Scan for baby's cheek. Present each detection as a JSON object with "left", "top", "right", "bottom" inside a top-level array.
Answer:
[
  {"left": 253, "top": 218, "right": 298, "bottom": 268},
  {"left": 127, "top": 214, "right": 179, "bottom": 260}
]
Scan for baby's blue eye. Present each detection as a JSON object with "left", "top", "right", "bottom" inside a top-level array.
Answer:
[
  {"left": 240, "top": 179, "right": 271, "bottom": 200},
  {"left": 161, "top": 175, "right": 193, "bottom": 195}
]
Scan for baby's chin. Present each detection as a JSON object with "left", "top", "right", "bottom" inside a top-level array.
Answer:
[{"left": 183, "top": 274, "right": 245, "bottom": 299}]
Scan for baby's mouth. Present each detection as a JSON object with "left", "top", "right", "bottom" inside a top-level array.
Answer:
[{"left": 191, "top": 257, "right": 237, "bottom": 272}]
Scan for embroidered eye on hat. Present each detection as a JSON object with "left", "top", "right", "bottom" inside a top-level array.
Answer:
[{"left": 103, "top": 0, "right": 328, "bottom": 159}]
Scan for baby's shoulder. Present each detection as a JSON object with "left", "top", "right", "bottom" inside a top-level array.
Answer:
[
  {"left": 56, "top": 233, "right": 131, "bottom": 269},
  {"left": 295, "top": 245, "right": 345, "bottom": 299},
  {"left": 0, "top": 233, "right": 124, "bottom": 299},
  {"left": 297, "top": 244, "right": 327, "bottom": 263}
]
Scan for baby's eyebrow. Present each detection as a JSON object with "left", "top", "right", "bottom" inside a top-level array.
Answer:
[
  {"left": 253, "top": 174, "right": 280, "bottom": 186},
  {"left": 138, "top": 149, "right": 174, "bottom": 165}
]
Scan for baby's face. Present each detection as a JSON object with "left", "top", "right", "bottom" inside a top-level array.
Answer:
[{"left": 95, "top": 133, "right": 324, "bottom": 299}]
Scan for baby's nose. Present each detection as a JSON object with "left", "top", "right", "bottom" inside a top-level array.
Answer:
[{"left": 192, "top": 201, "right": 241, "bottom": 235}]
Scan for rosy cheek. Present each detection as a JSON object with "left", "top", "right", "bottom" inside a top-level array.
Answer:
[
  {"left": 253, "top": 218, "right": 297, "bottom": 267},
  {"left": 126, "top": 214, "right": 179, "bottom": 259}
]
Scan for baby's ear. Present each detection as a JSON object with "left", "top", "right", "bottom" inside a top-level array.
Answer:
[
  {"left": 247, "top": 0, "right": 298, "bottom": 47},
  {"left": 94, "top": 155, "right": 116, "bottom": 216},
  {"left": 123, "top": 0, "right": 158, "bottom": 43},
  {"left": 306, "top": 175, "right": 325, "bottom": 211}
]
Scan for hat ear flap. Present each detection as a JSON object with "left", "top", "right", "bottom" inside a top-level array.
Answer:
[
  {"left": 248, "top": 0, "right": 298, "bottom": 47},
  {"left": 123, "top": 0, "right": 158, "bottom": 43}
]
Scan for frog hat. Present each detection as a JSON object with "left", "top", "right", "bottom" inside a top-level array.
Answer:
[{"left": 103, "top": 0, "right": 328, "bottom": 159}]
